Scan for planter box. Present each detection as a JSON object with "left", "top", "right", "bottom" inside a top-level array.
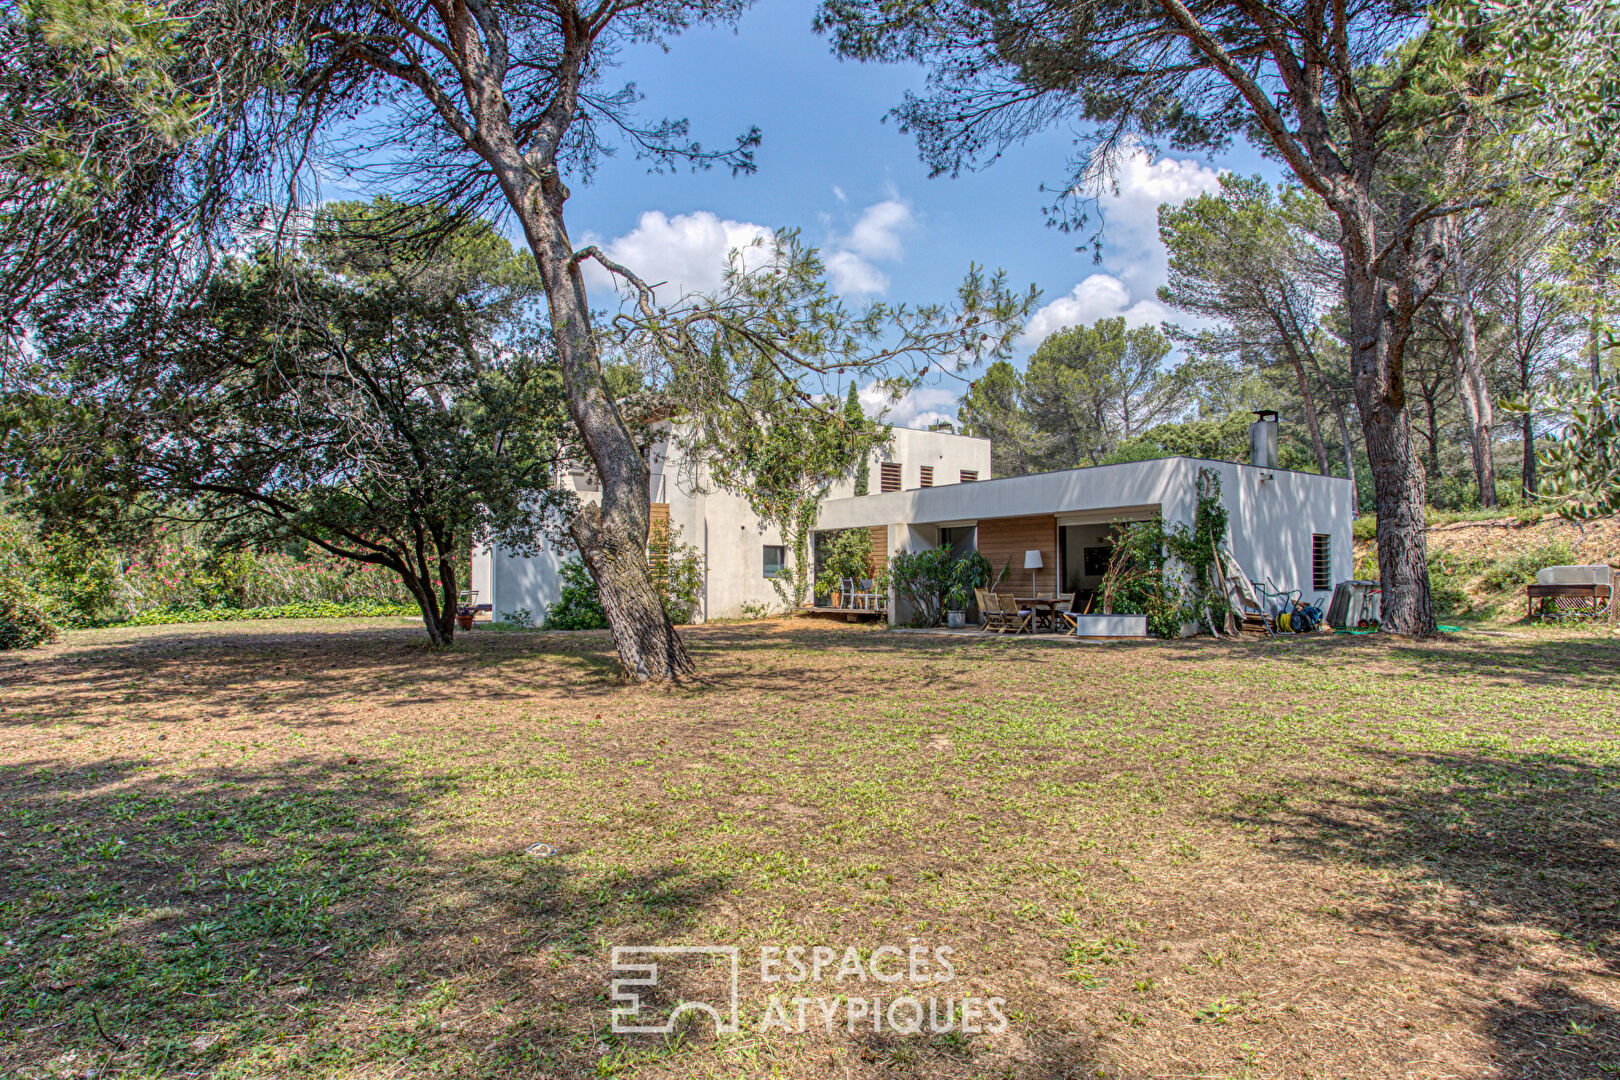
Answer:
[{"left": 1065, "top": 614, "right": 1148, "bottom": 638}]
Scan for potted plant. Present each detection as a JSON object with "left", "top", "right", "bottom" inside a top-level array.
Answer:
[{"left": 944, "top": 583, "right": 970, "bottom": 629}]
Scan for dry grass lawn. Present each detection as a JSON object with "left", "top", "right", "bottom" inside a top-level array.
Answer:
[{"left": 1, "top": 617, "right": 1617, "bottom": 1080}]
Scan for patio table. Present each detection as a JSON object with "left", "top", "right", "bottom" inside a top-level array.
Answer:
[{"left": 1016, "top": 597, "right": 1064, "bottom": 632}]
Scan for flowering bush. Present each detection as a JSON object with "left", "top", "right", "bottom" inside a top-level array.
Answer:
[
  {"left": 119, "top": 530, "right": 414, "bottom": 616},
  {"left": 0, "top": 576, "right": 57, "bottom": 649}
]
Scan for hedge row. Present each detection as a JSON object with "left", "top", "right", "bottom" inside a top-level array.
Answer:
[{"left": 120, "top": 600, "right": 418, "bottom": 626}]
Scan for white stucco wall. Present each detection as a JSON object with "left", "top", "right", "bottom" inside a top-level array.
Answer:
[
  {"left": 820, "top": 428, "right": 993, "bottom": 500},
  {"left": 477, "top": 423, "right": 993, "bottom": 623}
]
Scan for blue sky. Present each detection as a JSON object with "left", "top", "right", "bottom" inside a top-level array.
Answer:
[{"left": 556, "top": 3, "right": 1281, "bottom": 426}]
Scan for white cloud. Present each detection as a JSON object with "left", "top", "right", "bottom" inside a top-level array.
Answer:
[
  {"left": 824, "top": 199, "right": 915, "bottom": 297},
  {"left": 1094, "top": 144, "right": 1223, "bottom": 296},
  {"left": 1105, "top": 147, "right": 1224, "bottom": 210},
  {"left": 831, "top": 185, "right": 847, "bottom": 203},
  {"left": 826, "top": 249, "right": 890, "bottom": 296},
  {"left": 858, "top": 382, "right": 959, "bottom": 431},
  {"left": 843, "top": 199, "right": 912, "bottom": 261},
  {"left": 578, "top": 210, "right": 772, "bottom": 300},
  {"left": 1019, "top": 146, "right": 1222, "bottom": 347},
  {"left": 577, "top": 199, "right": 916, "bottom": 303},
  {"left": 1020, "top": 274, "right": 1173, "bottom": 345}
]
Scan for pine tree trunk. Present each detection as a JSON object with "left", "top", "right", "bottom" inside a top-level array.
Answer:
[
  {"left": 1344, "top": 250, "right": 1436, "bottom": 637},
  {"left": 1301, "top": 347, "right": 1359, "bottom": 491},
  {"left": 1521, "top": 407, "right": 1536, "bottom": 502},
  {"left": 1422, "top": 384, "right": 1441, "bottom": 479},
  {"left": 1459, "top": 309, "right": 1497, "bottom": 508},
  {"left": 572, "top": 507, "right": 695, "bottom": 679},
  {"left": 516, "top": 178, "right": 694, "bottom": 681},
  {"left": 1447, "top": 232, "right": 1497, "bottom": 508},
  {"left": 1281, "top": 339, "right": 1331, "bottom": 475}
]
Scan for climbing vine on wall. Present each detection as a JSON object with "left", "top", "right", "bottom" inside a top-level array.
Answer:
[{"left": 1099, "top": 467, "right": 1231, "bottom": 637}]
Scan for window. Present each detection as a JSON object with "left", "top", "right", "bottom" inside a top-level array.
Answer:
[
  {"left": 763, "top": 545, "right": 786, "bottom": 579},
  {"left": 939, "top": 526, "right": 977, "bottom": 560},
  {"left": 1312, "top": 534, "right": 1332, "bottom": 591},
  {"left": 880, "top": 462, "right": 902, "bottom": 493},
  {"left": 919, "top": 465, "right": 934, "bottom": 488},
  {"left": 960, "top": 469, "right": 978, "bottom": 483}
]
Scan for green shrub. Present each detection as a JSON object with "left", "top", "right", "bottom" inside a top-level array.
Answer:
[
  {"left": 119, "top": 600, "right": 416, "bottom": 626},
  {"left": 823, "top": 529, "right": 875, "bottom": 592},
  {"left": 119, "top": 527, "right": 412, "bottom": 615},
  {"left": 0, "top": 577, "right": 58, "bottom": 649},
  {"left": 542, "top": 559, "right": 608, "bottom": 630},
  {"left": 1425, "top": 550, "right": 1477, "bottom": 617},
  {"left": 888, "top": 547, "right": 957, "bottom": 627},
  {"left": 660, "top": 538, "right": 705, "bottom": 626},
  {"left": 499, "top": 608, "right": 535, "bottom": 628},
  {"left": 1098, "top": 517, "right": 1183, "bottom": 638},
  {"left": 1353, "top": 516, "right": 1377, "bottom": 542},
  {"left": 1477, "top": 541, "right": 1576, "bottom": 592}
]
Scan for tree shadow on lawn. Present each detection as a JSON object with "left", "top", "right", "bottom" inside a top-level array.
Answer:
[
  {"left": 4, "top": 619, "right": 1173, "bottom": 730},
  {"left": 0, "top": 752, "right": 1102, "bottom": 1079},
  {"left": 0, "top": 622, "right": 624, "bottom": 730},
  {"left": 1227, "top": 747, "right": 1620, "bottom": 1079},
  {"left": 0, "top": 754, "right": 736, "bottom": 1079}
]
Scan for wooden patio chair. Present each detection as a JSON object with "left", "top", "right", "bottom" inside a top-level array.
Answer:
[
  {"left": 975, "top": 587, "right": 1002, "bottom": 631},
  {"left": 1057, "top": 592, "right": 1088, "bottom": 635},
  {"left": 996, "top": 593, "right": 1033, "bottom": 634},
  {"left": 1045, "top": 592, "right": 1075, "bottom": 632}
]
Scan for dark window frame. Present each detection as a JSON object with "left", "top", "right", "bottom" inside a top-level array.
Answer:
[
  {"left": 1311, "top": 534, "right": 1332, "bottom": 591},
  {"left": 763, "top": 544, "right": 787, "bottom": 579}
]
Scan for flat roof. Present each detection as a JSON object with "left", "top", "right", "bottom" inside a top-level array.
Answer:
[{"left": 816, "top": 454, "right": 1352, "bottom": 531}]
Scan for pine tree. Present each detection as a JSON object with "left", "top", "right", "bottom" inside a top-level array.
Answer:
[{"left": 846, "top": 383, "right": 871, "bottom": 496}]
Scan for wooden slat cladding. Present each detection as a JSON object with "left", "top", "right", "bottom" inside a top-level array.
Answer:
[
  {"left": 960, "top": 470, "right": 978, "bottom": 482},
  {"left": 976, "top": 515, "right": 1057, "bottom": 592},
  {"left": 647, "top": 503, "right": 672, "bottom": 577},
  {"left": 919, "top": 466, "right": 933, "bottom": 487},
  {"left": 869, "top": 526, "right": 889, "bottom": 577},
  {"left": 880, "top": 461, "right": 902, "bottom": 492}
]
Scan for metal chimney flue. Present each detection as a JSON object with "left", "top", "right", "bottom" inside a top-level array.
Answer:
[{"left": 1249, "top": 410, "right": 1279, "bottom": 469}]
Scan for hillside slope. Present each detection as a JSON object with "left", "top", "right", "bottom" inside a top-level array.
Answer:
[{"left": 1354, "top": 512, "right": 1619, "bottom": 622}]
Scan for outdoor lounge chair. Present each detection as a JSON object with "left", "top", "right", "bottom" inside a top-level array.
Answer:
[{"left": 995, "top": 593, "right": 1033, "bottom": 634}]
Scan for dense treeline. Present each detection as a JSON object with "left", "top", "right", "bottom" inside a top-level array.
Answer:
[{"left": 959, "top": 168, "right": 1605, "bottom": 515}]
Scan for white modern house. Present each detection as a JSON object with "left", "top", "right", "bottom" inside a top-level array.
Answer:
[
  {"left": 471, "top": 412, "right": 1353, "bottom": 629},
  {"left": 470, "top": 423, "right": 992, "bottom": 623}
]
